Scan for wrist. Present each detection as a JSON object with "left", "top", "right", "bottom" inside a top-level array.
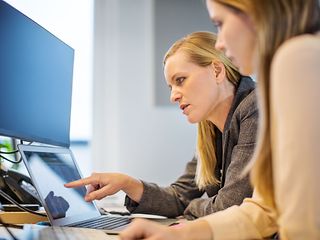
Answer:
[
  {"left": 173, "top": 219, "right": 213, "bottom": 240},
  {"left": 123, "top": 176, "right": 143, "bottom": 203}
]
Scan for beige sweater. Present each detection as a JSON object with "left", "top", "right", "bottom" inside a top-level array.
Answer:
[{"left": 202, "top": 34, "right": 320, "bottom": 239}]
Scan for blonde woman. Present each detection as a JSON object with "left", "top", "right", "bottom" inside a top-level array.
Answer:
[
  {"left": 66, "top": 32, "right": 258, "bottom": 220},
  {"left": 120, "top": 0, "right": 320, "bottom": 239}
]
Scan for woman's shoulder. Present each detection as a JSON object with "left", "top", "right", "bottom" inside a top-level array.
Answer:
[
  {"left": 235, "top": 90, "right": 258, "bottom": 120},
  {"left": 273, "top": 33, "right": 320, "bottom": 69},
  {"left": 271, "top": 33, "right": 320, "bottom": 101},
  {"left": 280, "top": 33, "right": 320, "bottom": 50}
]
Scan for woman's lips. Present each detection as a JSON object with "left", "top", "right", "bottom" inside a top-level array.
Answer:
[{"left": 181, "top": 104, "right": 190, "bottom": 114}]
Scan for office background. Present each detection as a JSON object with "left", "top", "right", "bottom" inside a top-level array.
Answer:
[{"left": 4, "top": 0, "right": 215, "bottom": 187}]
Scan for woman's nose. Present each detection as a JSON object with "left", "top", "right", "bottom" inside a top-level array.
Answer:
[
  {"left": 215, "top": 36, "right": 225, "bottom": 52},
  {"left": 170, "top": 89, "right": 181, "bottom": 103}
]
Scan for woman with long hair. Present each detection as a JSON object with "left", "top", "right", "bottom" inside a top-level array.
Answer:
[{"left": 65, "top": 31, "right": 257, "bottom": 220}]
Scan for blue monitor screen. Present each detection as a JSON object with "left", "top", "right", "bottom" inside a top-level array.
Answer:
[{"left": 0, "top": 1, "right": 74, "bottom": 147}]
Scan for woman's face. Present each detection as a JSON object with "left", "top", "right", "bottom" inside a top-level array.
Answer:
[
  {"left": 206, "top": 0, "right": 257, "bottom": 75},
  {"left": 164, "top": 51, "right": 222, "bottom": 124}
]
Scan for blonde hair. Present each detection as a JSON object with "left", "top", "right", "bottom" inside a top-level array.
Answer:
[
  {"left": 213, "top": 0, "right": 320, "bottom": 206},
  {"left": 164, "top": 31, "right": 241, "bottom": 189}
]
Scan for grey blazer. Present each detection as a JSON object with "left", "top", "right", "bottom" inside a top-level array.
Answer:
[{"left": 125, "top": 77, "right": 257, "bottom": 219}]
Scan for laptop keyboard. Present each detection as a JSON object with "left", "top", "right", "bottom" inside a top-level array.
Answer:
[
  {"left": 68, "top": 215, "right": 131, "bottom": 230},
  {"left": 38, "top": 227, "right": 113, "bottom": 240}
]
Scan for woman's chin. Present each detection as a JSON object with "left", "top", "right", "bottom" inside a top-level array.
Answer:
[{"left": 187, "top": 117, "right": 199, "bottom": 124}]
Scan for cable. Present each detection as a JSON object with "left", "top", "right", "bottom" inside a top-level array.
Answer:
[
  {"left": 0, "top": 140, "right": 33, "bottom": 164},
  {"left": 0, "top": 139, "right": 20, "bottom": 154},
  {"left": 0, "top": 216, "right": 20, "bottom": 240},
  {"left": 0, "top": 154, "right": 22, "bottom": 164},
  {"left": 0, "top": 149, "right": 19, "bottom": 154},
  {"left": 0, "top": 221, "right": 23, "bottom": 229},
  {"left": 0, "top": 139, "right": 21, "bottom": 154},
  {"left": 0, "top": 190, "right": 47, "bottom": 217}
]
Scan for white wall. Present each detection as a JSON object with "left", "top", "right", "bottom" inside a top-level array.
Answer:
[{"left": 92, "top": 0, "right": 198, "bottom": 185}]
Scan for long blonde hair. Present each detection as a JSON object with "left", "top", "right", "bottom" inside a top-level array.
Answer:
[
  {"left": 164, "top": 31, "right": 241, "bottom": 189},
  {"left": 213, "top": 0, "right": 320, "bottom": 206}
]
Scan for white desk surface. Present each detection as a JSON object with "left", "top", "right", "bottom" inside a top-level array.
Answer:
[
  {"left": 0, "top": 226, "right": 120, "bottom": 239},
  {"left": 0, "top": 226, "right": 25, "bottom": 240}
]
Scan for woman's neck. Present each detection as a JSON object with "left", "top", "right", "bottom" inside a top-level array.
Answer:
[
  {"left": 208, "top": 94, "right": 234, "bottom": 132},
  {"left": 208, "top": 81, "right": 235, "bottom": 132}
]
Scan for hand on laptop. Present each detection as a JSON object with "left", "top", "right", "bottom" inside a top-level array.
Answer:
[
  {"left": 64, "top": 172, "right": 143, "bottom": 203},
  {"left": 119, "top": 218, "right": 212, "bottom": 240},
  {"left": 119, "top": 218, "right": 186, "bottom": 240}
]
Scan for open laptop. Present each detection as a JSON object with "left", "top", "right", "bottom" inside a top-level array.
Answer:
[{"left": 18, "top": 144, "right": 131, "bottom": 234}]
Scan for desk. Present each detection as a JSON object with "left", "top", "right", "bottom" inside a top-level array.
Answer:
[
  {"left": 0, "top": 219, "right": 175, "bottom": 239},
  {"left": 0, "top": 226, "right": 120, "bottom": 239},
  {"left": 0, "top": 226, "right": 25, "bottom": 240},
  {"left": 0, "top": 211, "right": 47, "bottom": 224},
  {"left": 0, "top": 195, "right": 125, "bottom": 225},
  {"left": 0, "top": 197, "right": 175, "bottom": 239}
]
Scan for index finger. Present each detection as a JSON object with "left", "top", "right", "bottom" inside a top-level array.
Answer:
[{"left": 64, "top": 176, "right": 97, "bottom": 188}]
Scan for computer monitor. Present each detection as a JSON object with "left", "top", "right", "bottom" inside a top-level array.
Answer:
[{"left": 0, "top": 0, "right": 74, "bottom": 147}]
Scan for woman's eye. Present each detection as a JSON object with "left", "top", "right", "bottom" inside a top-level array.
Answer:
[
  {"left": 175, "top": 77, "right": 185, "bottom": 85},
  {"left": 213, "top": 21, "right": 222, "bottom": 32}
]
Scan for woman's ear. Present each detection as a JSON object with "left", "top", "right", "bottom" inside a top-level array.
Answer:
[{"left": 211, "top": 61, "right": 226, "bottom": 84}]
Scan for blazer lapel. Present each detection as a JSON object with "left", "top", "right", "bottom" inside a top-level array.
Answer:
[{"left": 220, "top": 129, "right": 231, "bottom": 187}]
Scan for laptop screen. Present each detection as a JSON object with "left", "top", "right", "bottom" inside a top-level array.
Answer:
[{"left": 19, "top": 145, "right": 100, "bottom": 226}]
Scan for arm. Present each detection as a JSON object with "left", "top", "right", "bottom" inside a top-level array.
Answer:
[
  {"left": 64, "top": 172, "right": 143, "bottom": 203},
  {"left": 128, "top": 92, "right": 257, "bottom": 218},
  {"left": 184, "top": 92, "right": 257, "bottom": 219},
  {"left": 120, "top": 218, "right": 213, "bottom": 240},
  {"left": 121, "top": 192, "right": 278, "bottom": 240},
  {"left": 65, "top": 158, "right": 205, "bottom": 217},
  {"left": 125, "top": 157, "right": 210, "bottom": 217},
  {"left": 202, "top": 190, "right": 278, "bottom": 239},
  {"left": 270, "top": 36, "right": 320, "bottom": 239}
]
